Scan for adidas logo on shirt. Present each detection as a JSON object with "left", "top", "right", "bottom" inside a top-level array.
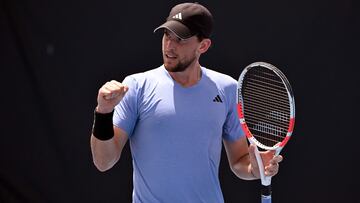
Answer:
[{"left": 213, "top": 95, "right": 223, "bottom": 103}]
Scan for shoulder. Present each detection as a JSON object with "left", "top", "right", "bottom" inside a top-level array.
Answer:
[
  {"left": 123, "top": 66, "right": 164, "bottom": 87},
  {"left": 203, "top": 67, "right": 237, "bottom": 89},
  {"left": 125, "top": 66, "right": 163, "bottom": 81}
]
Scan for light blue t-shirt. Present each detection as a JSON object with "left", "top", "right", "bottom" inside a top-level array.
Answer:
[{"left": 113, "top": 65, "right": 244, "bottom": 203}]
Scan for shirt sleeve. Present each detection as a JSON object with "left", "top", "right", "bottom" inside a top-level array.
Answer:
[
  {"left": 222, "top": 83, "right": 244, "bottom": 141},
  {"left": 113, "top": 76, "right": 138, "bottom": 137}
]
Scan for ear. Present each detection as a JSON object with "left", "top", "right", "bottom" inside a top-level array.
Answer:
[{"left": 198, "top": 39, "right": 212, "bottom": 54}]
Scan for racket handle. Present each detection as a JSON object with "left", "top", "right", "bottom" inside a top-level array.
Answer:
[
  {"left": 261, "top": 185, "right": 272, "bottom": 203},
  {"left": 261, "top": 195, "right": 272, "bottom": 203}
]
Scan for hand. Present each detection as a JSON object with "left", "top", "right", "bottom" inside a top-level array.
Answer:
[
  {"left": 248, "top": 144, "right": 283, "bottom": 178},
  {"left": 96, "top": 80, "right": 128, "bottom": 113}
]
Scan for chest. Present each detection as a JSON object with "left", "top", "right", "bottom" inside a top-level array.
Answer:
[{"left": 139, "top": 83, "right": 226, "bottom": 128}]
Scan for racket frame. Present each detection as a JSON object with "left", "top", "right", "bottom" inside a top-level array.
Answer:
[{"left": 237, "top": 62, "right": 295, "bottom": 200}]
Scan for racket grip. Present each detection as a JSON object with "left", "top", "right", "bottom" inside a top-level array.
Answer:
[
  {"left": 261, "top": 185, "right": 272, "bottom": 203},
  {"left": 261, "top": 195, "right": 271, "bottom": 203}
]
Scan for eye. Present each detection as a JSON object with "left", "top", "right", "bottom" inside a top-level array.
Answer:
[
  {"left": 163, "top": 30, "right": 187, "bottom": 44},
  {"left": 176, "top": 37, "right": 182, "bottom": 42},
  {"left": 178, "top": 38, "right": 188, "bottom": 44}
]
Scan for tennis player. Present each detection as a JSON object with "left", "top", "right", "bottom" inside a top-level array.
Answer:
[{"left": 90, "top": 2, "right": 282, "bottom": 202}]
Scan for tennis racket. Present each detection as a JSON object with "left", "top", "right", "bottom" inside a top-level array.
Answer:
[{"left": 237, "top": 62, "right": 295, "bottom": 203}]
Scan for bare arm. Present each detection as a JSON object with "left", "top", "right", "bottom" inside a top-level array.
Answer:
[
  {"left": 91, "top": 126, "right": 128, "bottom": 172},
  {"left": 223, "top": 136, "right": 257, "bottom": 180},
  {"left": 223, "top": 136, "right": 283, "bottom": 180},
  {"left": 90, "top": 80, "right": 129, "bottom": 172}
]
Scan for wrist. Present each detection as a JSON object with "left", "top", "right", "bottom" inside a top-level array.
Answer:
[{"left": 92, "top": 109, "right": 114, "bottom": 141}]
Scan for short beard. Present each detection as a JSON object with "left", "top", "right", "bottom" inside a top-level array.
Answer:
[{"left": 164, "top": 55, "right": 197, "bottom": 73}]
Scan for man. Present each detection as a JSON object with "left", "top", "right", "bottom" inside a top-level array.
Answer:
[{"left": 91, "top": 2, "right": 282, "bottom": 202}]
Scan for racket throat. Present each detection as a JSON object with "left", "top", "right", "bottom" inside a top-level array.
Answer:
[{"left": 252, "top": 142, "right": 272, "bottom": 186}]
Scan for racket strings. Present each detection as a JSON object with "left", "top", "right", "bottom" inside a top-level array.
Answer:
[
  {"left": 244, "top": 94, "right": 288, "bottom": 111},
  {"left": 242, "top": 67, "right": 291, "bottom": 147},
  {"left": 245, "top": 111, "right": 288, "bottom": 127},
  {"left": 244, "top": 82, "right": 289, "bottom": 106},
  {"left": 247, "top": 77, "right": 287, "bottom": 95}
]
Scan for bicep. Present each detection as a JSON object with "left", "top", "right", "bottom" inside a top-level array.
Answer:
[{"left": 223, "top": 136, "right": 249, "bottom": 167}]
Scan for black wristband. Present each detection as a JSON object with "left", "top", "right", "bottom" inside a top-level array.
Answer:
[{"left": 92, "top": 109, "right": 114, "bottom": 141}]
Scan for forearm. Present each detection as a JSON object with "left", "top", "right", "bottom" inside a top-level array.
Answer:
[
  {"left": 230, "top": 153, "right": 258, "bottom": 180},
  {"left": 91, "top": 80, "right": 129, "bottom": 171},
  {"left": 90, "top": 135, "right": 121, "bottom": 172}
]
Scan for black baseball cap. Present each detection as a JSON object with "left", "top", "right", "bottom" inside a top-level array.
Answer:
[{"left": 154, "top": 2, "right": 213, "bottom": 40}]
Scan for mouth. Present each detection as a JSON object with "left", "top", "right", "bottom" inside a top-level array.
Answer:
[{"left": 164, "top": 52, "right": 177, "bottom": 59}]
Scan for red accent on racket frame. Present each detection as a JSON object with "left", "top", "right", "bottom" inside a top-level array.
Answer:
[
  {"left": 237, "top": 104, "right": 252, "bottom": 138},
  {"left": 237, "top": 103, "right": 244, "bottom": 119},
  {"left": 288, "top": 117, "right": 295, "bottom": 133},
  {"left": 279, "top": 118, "right": 295, "bottom": 147},
  {"left": 280, "top": 136, "right": 290, "bottom": 147},
  {"left": 241, "top": 123, "right": 252, "bottom": 138}
]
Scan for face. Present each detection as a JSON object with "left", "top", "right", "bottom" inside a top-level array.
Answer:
[{"left": 162, "top": 29, "right": 201, "bottom": 72}]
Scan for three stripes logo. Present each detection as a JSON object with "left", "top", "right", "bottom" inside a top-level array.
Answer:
[
  {"left": 213, "top": 95, "right": 223, "bottom": 103},
  {"left": 172, "top": 13, "right": 182, "bottom": 20}
]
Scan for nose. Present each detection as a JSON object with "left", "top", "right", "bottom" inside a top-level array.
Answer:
[{"left": 164, "top": 37, "right": 175, "bottom": 50}]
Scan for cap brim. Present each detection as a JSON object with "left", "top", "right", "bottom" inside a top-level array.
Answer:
[{"left": 153, "top": 20, "right": 193, "bottom": 40}]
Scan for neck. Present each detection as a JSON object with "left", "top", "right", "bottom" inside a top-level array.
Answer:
[{"left": 168, "top": 62, "right": 202, "bottom": 87}]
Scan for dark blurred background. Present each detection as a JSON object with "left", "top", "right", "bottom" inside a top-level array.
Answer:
[{"left": 1, "top": 0, "right": 359, "bottom": 202}]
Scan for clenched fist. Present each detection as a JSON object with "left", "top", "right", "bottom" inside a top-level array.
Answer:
[{"left": 96, "top": 80, "right": 128, "bottom": 114}]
